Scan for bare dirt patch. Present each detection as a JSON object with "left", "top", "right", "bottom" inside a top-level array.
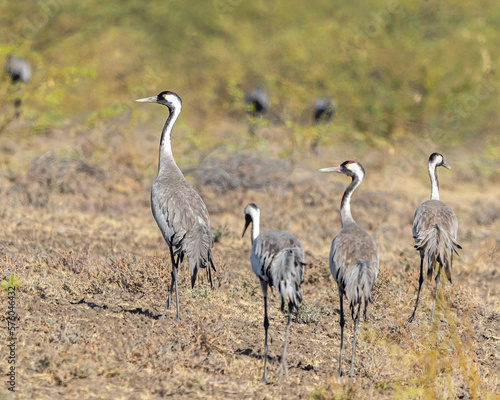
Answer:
[{"left": 0, "top": 128, "right": 499, "bottom": 399}]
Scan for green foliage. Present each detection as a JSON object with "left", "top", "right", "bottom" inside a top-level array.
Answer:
[
  {"left": 191, "top": 288, "right": 209, "bottom": 299},
  {"left": 241, "top": 277, "right": 260, "bottom": 297},
  {"left": 293, "top": 301, "right": 325, "bottom": 324},
  {"left": 0, "top": 274, "right": 21, "bottom": 291},
  {"left": 212, "top": 225, "right": 229, "bottom": 244},
  {"left": 1, "top": 0, "right": 499, "bottom": 144}
]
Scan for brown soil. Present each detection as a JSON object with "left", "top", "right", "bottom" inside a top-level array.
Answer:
[{"left": 0, "top": 122, "right": 499, "bottom": 399}]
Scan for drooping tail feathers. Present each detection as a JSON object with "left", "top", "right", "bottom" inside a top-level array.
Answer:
[
  {"left": 414, "top": 224, "right": 461, "bottom": 283},
  {"left": 269, "top": 247, "right": 305, "bottom": 312},
  {"left": 343, "top": 259, "right": 377, "bottom": 319},
  {"left": 179, "top": 222, "right": 216, "bottom": 288}
]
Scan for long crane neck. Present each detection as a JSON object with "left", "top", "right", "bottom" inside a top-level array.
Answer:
[
  {"left": 428, "top": 162, "right": 440, "bottom": 200},
  {"left": 158, "top": 105, "right": 181, "bottom": 170},
  {"left": 340, "top": 177, "right": 360, "bottom": 227},
  {"left": 250, "top": 214, "right": 260, "bottom": 244}
]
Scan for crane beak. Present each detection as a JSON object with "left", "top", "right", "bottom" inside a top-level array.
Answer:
[
  {"left": 135, "top": 96, "right": 158, "bottom": 103},
  {"left": 319, "top": 165, "right": 342, "bottom": 173},
  {"left": 442, "top": 161, "right": 451, "bottom": 170},
  {"left": 242, "top": 214, "right": 252, "bottom": 238}
]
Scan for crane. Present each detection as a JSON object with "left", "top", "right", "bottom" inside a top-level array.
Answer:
[
  {"left": 320, "top": 160, "right": 379, "bottom": 376},
  {"left": 242, "top": 203, "right": 305, "bottom": 384},
  {"left": 136, "top": 91, "right": 216, "bottom": 320},
  {"left": 408, "top": 152, "right": 461, "bottom": 323}
]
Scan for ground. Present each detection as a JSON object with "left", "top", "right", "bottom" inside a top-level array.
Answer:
[{"left": 0, "top": 119, "right": 499, "bottom": 399}]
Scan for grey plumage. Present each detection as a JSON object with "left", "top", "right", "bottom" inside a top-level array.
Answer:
[
  {"left": 4, "top": 55, "right": 32, "bottom": 83},
  {"left": 320, "top": 160, "right": 379, "bottom": 377},
  {"left": 4, "top": 55, "right": 32, "bottom": 113},
  {"left": 311, "top": 96, "right": 336, "bottom": 153},
  {"left": 244, "top": 88, "right": 269, "bottom": 117},
  {"left": 242, "top": 203, "right": 305, "bottom": 384},
  {"left": 136, "top": 91, "right": 216, "bottom": 320},
  {"left": 251, "top": 231, "right": 304, "bottom": 311},
  {"left": 408, "top": 153, "right": 461, "bottom": 323},
  {"left": 244, "top": 88, "right": 269, "bottom": 135},
  {"left": 313, "top": 96, "right": 336, "bottom": 124}
]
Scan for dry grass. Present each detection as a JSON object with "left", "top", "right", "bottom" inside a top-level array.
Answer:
[
  {"left": 1, "top": 1, "right": 499, "bottom": 397},
  {"left": 0, "top": 121, "right": 499, "bottom": 399}
]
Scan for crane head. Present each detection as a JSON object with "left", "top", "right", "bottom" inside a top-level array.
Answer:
[
  {"left": 136, "top": 91, "right": 182, "bottom": 111},
  {"left": 429, "top": 153, "right": 451, "bottom": 170},
  {"left": 319, "top": 161, "right": 365, "bottom": 182}
]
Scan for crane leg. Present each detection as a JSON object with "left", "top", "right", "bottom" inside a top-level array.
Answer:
[
  {"left": 161, "top": 247, "right": 181, "bottom": 320},
  {"left": 349, "top": 303, "right": 361, "bottom": 377},
  {"left": 276, "top": 301, "right": 292, "bottom": 385},
  {"left": 408, "top": 255, "right": 424, "bottom": 323},
  {"left": 338, "top": 293, "right": 345, "bottom": 377},
  {"left": 430, "top": 264, "right": 442, "bottom": 323},
  {"left": 161, "top": 269, "right": 175, "bottom": 319},
  {"left": 207, "top": 258, "right": 214, "bottom": 288},
  {"left": 260, "top": 280, "right": 270, "bottom": 384},
  {"left": 173, "top": 254, "right": 181, "bottom": 321}
]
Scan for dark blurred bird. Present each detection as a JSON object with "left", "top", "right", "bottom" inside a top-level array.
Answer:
[
  {"left": 4, "top": 55, "right": 32, "bottom": 84},
  {"left": 245, "top": 88, "right": 269, "bottom": 117},
  {"left": 408, "top": 153, "right": 461, "bottom": 323},
  {"left": 242, "top": 203, "right": 305, "bottom": 384},
  {"left": 244, "top": 88, "right": 269, "bottom": 135},
  {"left": 320, "top": 161, "right": 379, "bottom": 377},
  {"left": 3, "top": 55, "right": 32, "bottom": 115},
  {"left": 313, "top": 96, "right": 336, "bottom": 124},
  {"left": 310, "top": 96, "right": 336, "bottom": 153},
  {"left": 136, "top": 91, "right": 216, "bottom": 320}
]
